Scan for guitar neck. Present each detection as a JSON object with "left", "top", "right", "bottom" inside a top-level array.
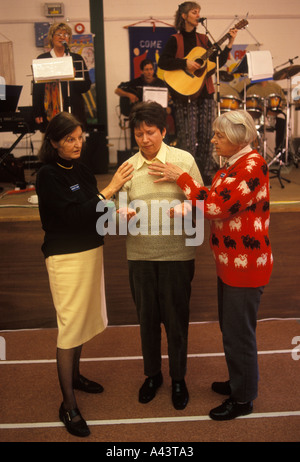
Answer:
[
  {"left": 203, "top": 32, "right": 231, "bottom": 60},
  {"left": 201, "top": 20, "right": 248, "bottom": 60}
]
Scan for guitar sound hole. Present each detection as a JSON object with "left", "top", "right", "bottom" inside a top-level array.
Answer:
[
  {"left": 195, "top": 59, "right": 204, "bottom": 67},
  {"left": 193, "top": 59, "right": 205, "bottom": 77}
]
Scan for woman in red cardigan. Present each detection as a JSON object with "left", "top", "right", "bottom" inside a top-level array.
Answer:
[{"left": 148, "top": 109, "right": 273, "bottom": 420}]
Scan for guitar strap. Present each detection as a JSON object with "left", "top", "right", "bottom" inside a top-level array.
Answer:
[{"left": 173, "top": 33, "right": 215, "bottom": 97}]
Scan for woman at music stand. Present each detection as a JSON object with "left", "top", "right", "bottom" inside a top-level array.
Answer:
[{"left": 32, "top": 22, "right": 91, "bottom": 131}]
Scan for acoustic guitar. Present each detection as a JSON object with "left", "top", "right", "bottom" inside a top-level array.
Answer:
[{"left": 163, "top": 19, "right": 248, "bottom": 97}]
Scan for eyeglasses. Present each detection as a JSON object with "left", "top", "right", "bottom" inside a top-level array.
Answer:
[{"left": 54, "top": 33, "right": 70, "bottom": 38}]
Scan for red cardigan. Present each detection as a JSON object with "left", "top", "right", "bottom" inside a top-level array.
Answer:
[{"left": 177, "top": 150, "right": 273, "bottom": 287}]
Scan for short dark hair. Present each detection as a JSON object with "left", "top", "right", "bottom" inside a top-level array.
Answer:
[
  {"left": 38, "top": 112, "right": 83, "bottom": 164},
  {"left": 129, "top": 101, "right": 167, "bottom": 133},
  {"left": 140, "top": 59, "right": 154, "bottom": 71}
]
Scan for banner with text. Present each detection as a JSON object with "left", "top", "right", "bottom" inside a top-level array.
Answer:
[{"left": 128, "top": 26, "right": 176, "bottom": 80}]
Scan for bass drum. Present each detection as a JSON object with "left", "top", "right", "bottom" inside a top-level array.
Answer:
[
  {"left": 220, "top": 95, "right": 242, "bottom": 112},
  {"left": 246, "top": 95, "right": 264, "bottom": 119}
]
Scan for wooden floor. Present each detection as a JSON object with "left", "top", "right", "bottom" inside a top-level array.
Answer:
[
  {"left": 0, "top": 164, "right": 300, "bottom": 329},
  {"left": 0, "top": 320, "right": 299, "bottom": 442}
]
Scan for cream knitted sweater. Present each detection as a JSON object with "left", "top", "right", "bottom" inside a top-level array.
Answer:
[{"left": 118, "top": 142, "right": 203, "bottom": 261}]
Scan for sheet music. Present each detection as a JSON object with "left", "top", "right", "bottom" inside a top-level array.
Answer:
[
  {"left": 142, "top": 87, "right": 168, "bottom": 108},
  {"left": 247, "top": 50, "right": 274, "bottom": 82},
  {"left": 32, "top": 56, "right": 75, "bottom": 82}
]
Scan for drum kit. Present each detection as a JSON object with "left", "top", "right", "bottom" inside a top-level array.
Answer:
[
  {"left": 218, "top": 63, "right": 300, "bottom": 187},
  {"left": 220, "top": 92, "right": 283, "bottom": 126}
]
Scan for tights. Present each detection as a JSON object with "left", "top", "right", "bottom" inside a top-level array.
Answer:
[{"left": 56, "top": 345, "right": 83, "bottom": 415}]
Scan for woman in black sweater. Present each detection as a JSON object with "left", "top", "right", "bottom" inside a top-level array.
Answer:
[{"left": 36, "top": 112, "right": 133, "bottom": 437}]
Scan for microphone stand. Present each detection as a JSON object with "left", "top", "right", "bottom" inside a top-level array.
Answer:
[
  {"left": 63, "top": 42, "right": 72, "bottom": 114},
  {"left": 198, "top": 19, "right": 223, "bottom": 166}
]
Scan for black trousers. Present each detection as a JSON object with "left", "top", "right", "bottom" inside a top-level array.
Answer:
[
  {"left": 217, "top": 277, "right": 265, "bottom": 402},
  {"left": 128, "top": 260, "right": 195, "bottom": 381}
]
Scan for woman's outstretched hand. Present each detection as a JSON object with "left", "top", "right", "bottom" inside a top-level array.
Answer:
[
  {"left": 148, "top": 162, "right": 184, "bottom": 183},
  {"left": 100, "top": 162, "right": 134, "bottom": 199}
]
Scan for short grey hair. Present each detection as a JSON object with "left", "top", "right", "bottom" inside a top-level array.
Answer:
[{"left": 213, "top": 110, "right": 258, "bottom": 146}]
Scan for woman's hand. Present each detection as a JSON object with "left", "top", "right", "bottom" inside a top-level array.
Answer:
[
  {"left": 100, "top": 162, "right": 134, "bottom": 199},
  {"left": 148, "top": 162, "right": 184, "bottom": 183},
  {"left": 168, "top": 201, "right": 192, "bottom": 218},
  {"left": 116, "top": 207, "right": 136, "bottom": 222},
  {"left": 186, "top": 59, "right": 201, "bottom": 73},
  {"left": 128, "top": 93, "right": 139, "bottom": 104},
  {"left": 228, "top": 28, "right": 238, "bottom": 48}
]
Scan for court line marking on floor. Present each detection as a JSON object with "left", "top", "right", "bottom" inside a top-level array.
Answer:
[
  {"left": 1, "top": 410, "right": 300, "bottom": 431},
  {"left": 0, "top": 349, "right": 297, "bottom": 365},
  {"left": 1, "top": 317, "right": 299, "bottom": 334}
]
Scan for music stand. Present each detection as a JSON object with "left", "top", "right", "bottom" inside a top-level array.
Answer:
[
  {"left": 0, "top": 85, "right": 23, "bottom": 113},
  {"left": 142, "top": 86, "right": 169, "bottom": 108},
  {"left": 231, "top": 51, "right": 273, "bottom": 158},
  {"left": 32, "top": 56, "right": 75, "bottom": 113},
  {"left": 0, "top": 85, "right": 28, "bottom": 186}
]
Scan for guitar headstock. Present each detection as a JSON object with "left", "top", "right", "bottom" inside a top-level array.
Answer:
[{"left": 234, "top": 19, "right": 249, "bottom": 31}]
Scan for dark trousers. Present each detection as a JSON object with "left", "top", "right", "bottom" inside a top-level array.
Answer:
[
  {"left": 217, "top": 277, "right": 265, "bottom": 402},
  {"left": 128, "top": 260, "right": 195, "bottom": 381}
]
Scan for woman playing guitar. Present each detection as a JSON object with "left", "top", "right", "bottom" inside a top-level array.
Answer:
[{"left": 158, "top": 2, "right": 238, "bottom": 185}]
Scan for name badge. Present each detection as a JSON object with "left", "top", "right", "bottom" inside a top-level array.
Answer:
[
  {"left": 220, "top": 172, "right": 226, "bottom": 178},
  {"left": 70, "top": 184, "right": 80, "bottom": 191}
]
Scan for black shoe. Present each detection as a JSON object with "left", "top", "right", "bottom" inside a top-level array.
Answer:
[
  {"left": 59, "top": 403, "right": 90, "bottom": 437},
  {"left": 172, "top": 379, "right": 189, "bottom": 410},
  {"left": 211, "top": 380, "right": 231, "bottom": 395},
  {"left": 73, "top": 374, "right": 104, "bottom": 394},
  {"left": 139, "top": 371, "right": 163, "bottom": 403},
  {"left": 209, "top": 398, "right": 253, "bottom": 421}
]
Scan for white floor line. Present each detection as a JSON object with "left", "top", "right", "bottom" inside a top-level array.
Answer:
[
  {"left": 0, "top": 349, "right": 296, "bottom": 366},
  {"left": 1, "top": 410, "right": 300, "bottom": 431},
  {"left": 0, "top": 317, "right": 299, "bottom": 334}
]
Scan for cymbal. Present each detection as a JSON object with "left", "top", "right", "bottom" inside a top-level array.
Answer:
[
  {"left": 273, "top": 65, "right": 300, "bottom": 81},
  {"left": 219, "top": 70, "right": 234, "bottom": 82}
]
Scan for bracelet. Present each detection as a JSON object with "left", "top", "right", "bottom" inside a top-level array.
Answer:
[{"left": 97, "top": 193, "right": 106, "bottom": 201}]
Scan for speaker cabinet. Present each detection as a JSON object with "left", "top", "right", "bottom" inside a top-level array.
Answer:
[
  {"left": 117, "top": 150, "right": 132, "bottom": 167},
  {"left": 81, "top": 130, "right": 109, "bottom": 174}
]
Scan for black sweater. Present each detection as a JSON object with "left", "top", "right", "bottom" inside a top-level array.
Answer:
[{"left": 36, "top": 159, "right": 104, "bottom": 258}]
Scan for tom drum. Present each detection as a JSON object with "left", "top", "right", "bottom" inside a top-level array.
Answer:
[
  {"left": 267, "top": 93, "right": 282, "bottom": 112},
  {"left": 246, "top": 95, "right": 264, "bottom": 119},
  {"left": 220, "top": 95, "right": 242, "bottom": 113}
]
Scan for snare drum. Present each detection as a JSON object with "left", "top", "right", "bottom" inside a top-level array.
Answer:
[
  {"left": 220, "top": 95, "right": 242, "bottom": 112},
  {"left": 267, "top": 93, "right": 282, "bottom": 112},
  {"left": 246, "top": 95, "right": 264, "bottom": 119}
]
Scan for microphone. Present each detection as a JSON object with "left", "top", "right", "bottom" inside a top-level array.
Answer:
[
  {"left": 198, "top": 18, "right": 207, "bottom": 24},
  {"left": 62, "top": 41, "right": 70, "bottom": 55}
]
